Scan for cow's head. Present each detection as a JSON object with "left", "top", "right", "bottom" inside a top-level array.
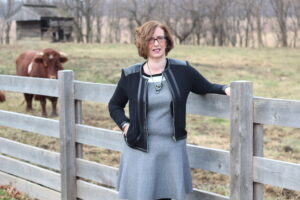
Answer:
[{"left": 34, "top": 48, "right": 68, "bottom": 79}]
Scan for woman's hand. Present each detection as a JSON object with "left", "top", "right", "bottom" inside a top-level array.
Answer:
[
  {"left": 225, "top": 87, "right": 231, "bottom": 96},
  {"left": 122, "top": 124, "right": 130, "bottom": 136}
]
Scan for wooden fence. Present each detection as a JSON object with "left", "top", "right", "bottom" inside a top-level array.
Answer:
[{"left": 0, "top": 70, "right": 299, "bottom": 200}]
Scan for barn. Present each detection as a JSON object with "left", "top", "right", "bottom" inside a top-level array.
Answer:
[{"left": 8, "top": 3, "right": 73, "bottom": 42}]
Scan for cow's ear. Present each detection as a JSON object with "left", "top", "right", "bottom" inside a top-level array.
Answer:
[
  {"left": 59, "top": 56, "right": 68, "bottom": 63},
  {"left": 34, "top": 57, "right": 43, "bottom": 64}
]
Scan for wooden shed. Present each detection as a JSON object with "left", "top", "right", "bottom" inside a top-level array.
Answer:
[{"left": 8, "top": 3, "right": 74, "bottom": 42}]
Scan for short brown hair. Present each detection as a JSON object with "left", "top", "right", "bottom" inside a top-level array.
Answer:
[{"left": 135, "top": 21, "right": 174, "bottom": 59}]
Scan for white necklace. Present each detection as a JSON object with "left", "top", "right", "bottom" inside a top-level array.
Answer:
[{"left": 146, "top": 62, "right": 165, "bottom": 94}]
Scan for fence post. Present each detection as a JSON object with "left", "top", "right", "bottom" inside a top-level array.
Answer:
[
  {"left": 230, "top": 81, "right": 253, "bottom": 200},
  {"left": 253, "top": 123, "right": 264, "bottom": 199},
  {"left": 59, "top": 70, "right": 77, "bottom": 200}
]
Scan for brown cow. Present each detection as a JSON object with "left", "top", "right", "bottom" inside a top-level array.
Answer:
[
  {"left": 0, "top": 91, "right": 5, "bottom": 102},
  {"left": 16, "top": 48, "right": 68, "bottom": 117}
]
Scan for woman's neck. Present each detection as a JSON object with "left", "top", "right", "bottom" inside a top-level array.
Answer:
[{"left": 146, "top": 57, "right": 167, "bottom": 74}]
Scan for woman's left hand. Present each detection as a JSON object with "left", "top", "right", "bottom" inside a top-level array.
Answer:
[{"left": 225, "top": 87, "right": 231, "bottom": 96}]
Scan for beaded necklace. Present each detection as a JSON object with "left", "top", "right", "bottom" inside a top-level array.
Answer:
[{"left": 146, "top": 62, "right": 165, "bottom": 94}]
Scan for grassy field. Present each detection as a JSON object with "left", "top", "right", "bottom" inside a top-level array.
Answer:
[
  {"left": 0, "top": 40, "right": 300, "bottom": 200},
  {"left": 0, "top": 185, "right": 32, "bottom": 200}
]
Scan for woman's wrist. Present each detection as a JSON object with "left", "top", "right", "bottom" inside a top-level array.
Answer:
[{"left": 121, "top": 122, "right": 130, "bottom": 131}]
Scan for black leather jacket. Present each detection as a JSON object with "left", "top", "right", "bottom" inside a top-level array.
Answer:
[{"left": 108, "top": 58, "right": 227, "bottom": 152}]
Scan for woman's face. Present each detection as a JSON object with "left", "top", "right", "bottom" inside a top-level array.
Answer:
[{"left": 147, "top": 27, "right": 167, "bottom": 60}]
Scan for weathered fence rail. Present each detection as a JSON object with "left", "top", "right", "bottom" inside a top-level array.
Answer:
[{"left": 0, "top": 71, "right": 300, "bottom": 200}]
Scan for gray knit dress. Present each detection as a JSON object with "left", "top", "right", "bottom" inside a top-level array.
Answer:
[{"left": 117, "top": 73, "right": 193, "bottom": 200}]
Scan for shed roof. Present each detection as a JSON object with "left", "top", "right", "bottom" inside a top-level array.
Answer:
[{"left": 8, "top": 4, "right": 72, "bottom": 21}]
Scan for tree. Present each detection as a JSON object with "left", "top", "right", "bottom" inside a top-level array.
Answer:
[
  {"left": 291, "top": 0, "right": 300, "bottom": 47},
  {"left": 125, "top": 0, "right": 158, "bottom": 27},
  {"left": 242, "top": 0, "right": 254, "bottom": 47},
  {"left": 207, "top": 0, "right": 230, "bottom": 46},
  {"left": 253, "top": 0, "right": 265, "bottom": 47},
  {"left": 271, "top": 0, "right": 291, "bottom": 47},
  {"left": 179, "top": 0, "right": 207, "bottom": 45},
  {"left": 3, "top": 0, "right": 15, "bottom": 44},
  {"left": 164, "top": 0, "right": 195, "bottom": 44},
  {"left": 106, "top": 0, "right": 124, "bottom": 43},
  {"left": 94, "top": 0, "right": 105, "bottom": 43},
  {"left": 124, "top": 0, "right": 159, "bottom": 41},
  {"left": 59, "top": 0, "right": 84, "bottom": 42}
]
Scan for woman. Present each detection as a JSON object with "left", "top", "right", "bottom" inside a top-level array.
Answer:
[{"left": 108, "top": 21, "right": 230, "bottom": 200}]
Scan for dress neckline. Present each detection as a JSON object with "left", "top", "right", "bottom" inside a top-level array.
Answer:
[{"left": 142, "top": 59, "right": 168, "bottom": 77}]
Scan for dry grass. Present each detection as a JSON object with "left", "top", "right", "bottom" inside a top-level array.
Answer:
[
  {"left": 0, "top": 40, "right": 300, "bottom": 199},
  {"left": 0, "top": 185, "right": 34, "bottom": 200}
]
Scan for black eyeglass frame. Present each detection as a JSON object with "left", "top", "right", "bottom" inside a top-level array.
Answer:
[{"left": 148, "top": 36, "right": 166, "bottom": 44}]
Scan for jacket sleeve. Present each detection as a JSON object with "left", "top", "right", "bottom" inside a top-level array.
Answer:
[
  {"left": 188, "top": 63, "right": 228, "bottom": 95},
  {"left": 108, "top": 69, "right": 130, "bottom": 130}
]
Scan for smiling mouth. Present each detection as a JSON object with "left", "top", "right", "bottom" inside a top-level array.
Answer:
[{"left": 153, "top": 49, "right": 161, "bottom": 53}]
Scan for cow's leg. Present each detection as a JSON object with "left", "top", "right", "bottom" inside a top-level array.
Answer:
[
  {"left": 50, "top": 97, "right": 58, "bottom": 117},
  {"left": 24, "top": 93, "right": 34, "bottom": 111},
  {"left": 39, "top": 96, "right": 47, "bottom": 117},
  {"left": 0, "top": 91, "right": 5, "bottom": 102}
]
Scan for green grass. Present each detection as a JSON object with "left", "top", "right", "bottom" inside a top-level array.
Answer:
[
  {"left": 0, "top": 40, "right": 300, "bottom": 199},
  {"left": 0, "top": 188, "right": 12, "bottom": 200},
  {"left": 1, "top": 41, "right": 300, "bottom": 100},
  {"left": 0, "top": 186, "right": 33, "bottom": 200}
]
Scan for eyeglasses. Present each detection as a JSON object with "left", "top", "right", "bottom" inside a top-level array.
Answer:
[{"left": 148, "top": 36, "right": 166, "bottom": 44}]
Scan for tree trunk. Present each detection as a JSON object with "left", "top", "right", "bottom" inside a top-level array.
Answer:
[
  {"left": 196, "top": 33, "right": 201, "bottom": 45},
  {"left": 74, "top": 20, "right": 84, "bottom": 43},
  {"left": 272, "top": 0, "right": 289, "bottom": 47},
  {"left": 280, "top": 17, "right": 288, "bottom": 47},
  {"left": 245, "top": 15, "right": 250, "bottom": 47},
  {"left": 114, "top": 19, "right": 121, "bottom": 43},
  {"left": 218, "top": 24, "right": 225, "bottom": 46},
  {"left": 74, "top": 0, "right": 84, "bottom": 43},
  {"left": 4, "top": 0, "right": 15, "bottom": 44},
  {"left": 256, "top": 8, "right": 264, "bottom": 47},
  {"left": 254, "top": 0, "right": 264, "bottom": 48},
  {"left": 5, "top": 22, "right": 11, "bottom": 44},
  {"left": 85, "top": 14, "right": 92, "bottom": 43},
  {"left": 212, "top": 25, "right": 217, "bottom": 46},
  {"left": 96, "top": 16, "right": 102, "bottom": 43}
]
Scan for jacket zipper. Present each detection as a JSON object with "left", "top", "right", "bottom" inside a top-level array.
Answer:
[
  {"left": 144, "top": 79, "right": 149, "bottom": 151},
  {"left": 163, "top": 71, "right": 177, "bottom": 141},
  {"left": 135, "top": 74, "right": 146, "bottom": 151}
]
